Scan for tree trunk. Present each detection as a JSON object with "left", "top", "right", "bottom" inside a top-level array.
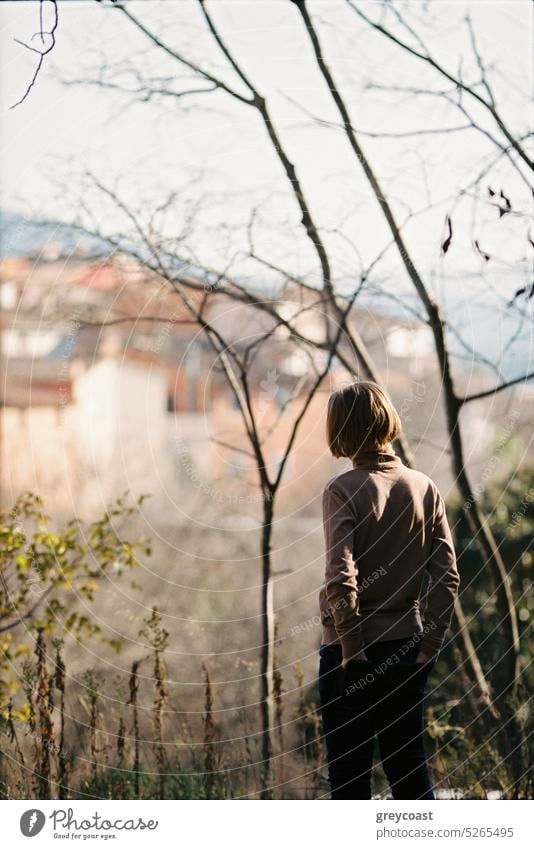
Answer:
[
  {"left": 436, "top": 340, "right": 520, "bottom": 694},
  {"left": 260, "top": 492, "right": 275, "bottom": 795},
  {"left": 292, "top": 0, "right": 520, "bottom": 694}
]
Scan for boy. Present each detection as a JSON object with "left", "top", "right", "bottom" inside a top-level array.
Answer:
[{"left": 318, "top": 381, "right": 460, "bottom": 799}]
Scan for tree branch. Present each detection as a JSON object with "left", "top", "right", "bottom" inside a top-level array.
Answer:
[
  {"left": 346, "top": 0, "right": 533, "bottom": 171},
  {"left": 11, "top": 0, "right": 58, "bottom": 108},
  {"left": 461, "top": 370, "right": 534, "bottom": 404}
]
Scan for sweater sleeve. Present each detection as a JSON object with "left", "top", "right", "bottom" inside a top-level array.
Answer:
[
  {"left": 420, "top": 490, "right": 460, "bottom": 658},
  {"left": 322, "top": 483, "right": 365, "bottom": 662}
]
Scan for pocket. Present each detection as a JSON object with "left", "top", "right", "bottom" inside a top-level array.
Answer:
[
  {"left": 345, "top": 658, "right": 375, "bottom": 675},
  {"left": 345, "top": 658, "right": 373, "bottom": 669},
  {"left": 400, "top": 658, "right": 434, "bottom": 674},
  {"left": 343, "top": 659, "right": 375, "bottom": 690}
]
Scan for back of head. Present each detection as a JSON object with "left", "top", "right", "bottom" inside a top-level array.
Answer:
[{"left": 326, "top": 380, "right": 401, "bottom": 459}]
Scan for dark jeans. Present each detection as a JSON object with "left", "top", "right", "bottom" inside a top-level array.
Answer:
[{"left": 318, "top": 637, "right": 436, "bottom": 800}]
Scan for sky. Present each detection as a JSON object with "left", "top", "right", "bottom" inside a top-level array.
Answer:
[{"left": 1, "top": 0, "right": 533, "bottom": 374}]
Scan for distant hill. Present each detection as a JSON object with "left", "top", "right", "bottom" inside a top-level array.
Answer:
[
  {"left": 1, "top": 211, "right": 531, "bottom": 383},
  {"left": 0, "top": 209, "right": 108, "bottom": 260}
]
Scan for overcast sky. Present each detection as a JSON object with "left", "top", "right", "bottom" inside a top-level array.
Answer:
[{"left": 1, "top": 1, "right": 532, "bottom": 373}]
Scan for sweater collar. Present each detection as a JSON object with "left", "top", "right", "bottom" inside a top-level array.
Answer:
[{"left": 351, "top": 444, "right": 402, "bottom": 471}]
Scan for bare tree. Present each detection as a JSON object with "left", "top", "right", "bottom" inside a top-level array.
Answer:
[
  {"left": 27, "top": 0, "right": 532, "bottom": 794},
  {"left": 289, "top": 0, "right": 532, "bottom": 697},
  {"left": 346, "top": 1, "right": 532, "bottom": 174},
  {"left": 64, "top": 177, "right": 365, "bottom": 793}
]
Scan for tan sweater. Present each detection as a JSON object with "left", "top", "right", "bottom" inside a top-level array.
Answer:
[{"left": 320, "top": 446, "right": 460, "bottom": 662}]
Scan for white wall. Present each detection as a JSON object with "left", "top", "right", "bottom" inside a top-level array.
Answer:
[{"left": 1, "top": 357, "right": 216, "bottom": 520}]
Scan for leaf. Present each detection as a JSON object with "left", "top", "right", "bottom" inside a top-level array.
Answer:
[
  {"left": 441, "top": 215, "right": 453, "bottom": 255},
  {"left": 15, "top": 555, "right": 28, "bottom": 572},
  {"left": 508, "top": 282, "right": 534, "bottom": 306},
  {"left": 499, "top": 189, "right": 512, "bottom": 210}
]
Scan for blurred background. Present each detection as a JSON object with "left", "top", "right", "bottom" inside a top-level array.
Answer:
[{"left": 0, "top": 0, "right": 532, "bottom": 799}]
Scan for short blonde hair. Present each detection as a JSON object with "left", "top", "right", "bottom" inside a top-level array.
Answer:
[{"left": 326, "top": 381, "right": 401, "bottom": 458}]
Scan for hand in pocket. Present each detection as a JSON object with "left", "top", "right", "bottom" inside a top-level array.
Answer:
[{"left": 415, "top": 654, "right": 432, "bottom": 665}]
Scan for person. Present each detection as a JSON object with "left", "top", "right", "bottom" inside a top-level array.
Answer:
[{"left": 318, "top": 380, "right": 460, "bottom": 800}]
